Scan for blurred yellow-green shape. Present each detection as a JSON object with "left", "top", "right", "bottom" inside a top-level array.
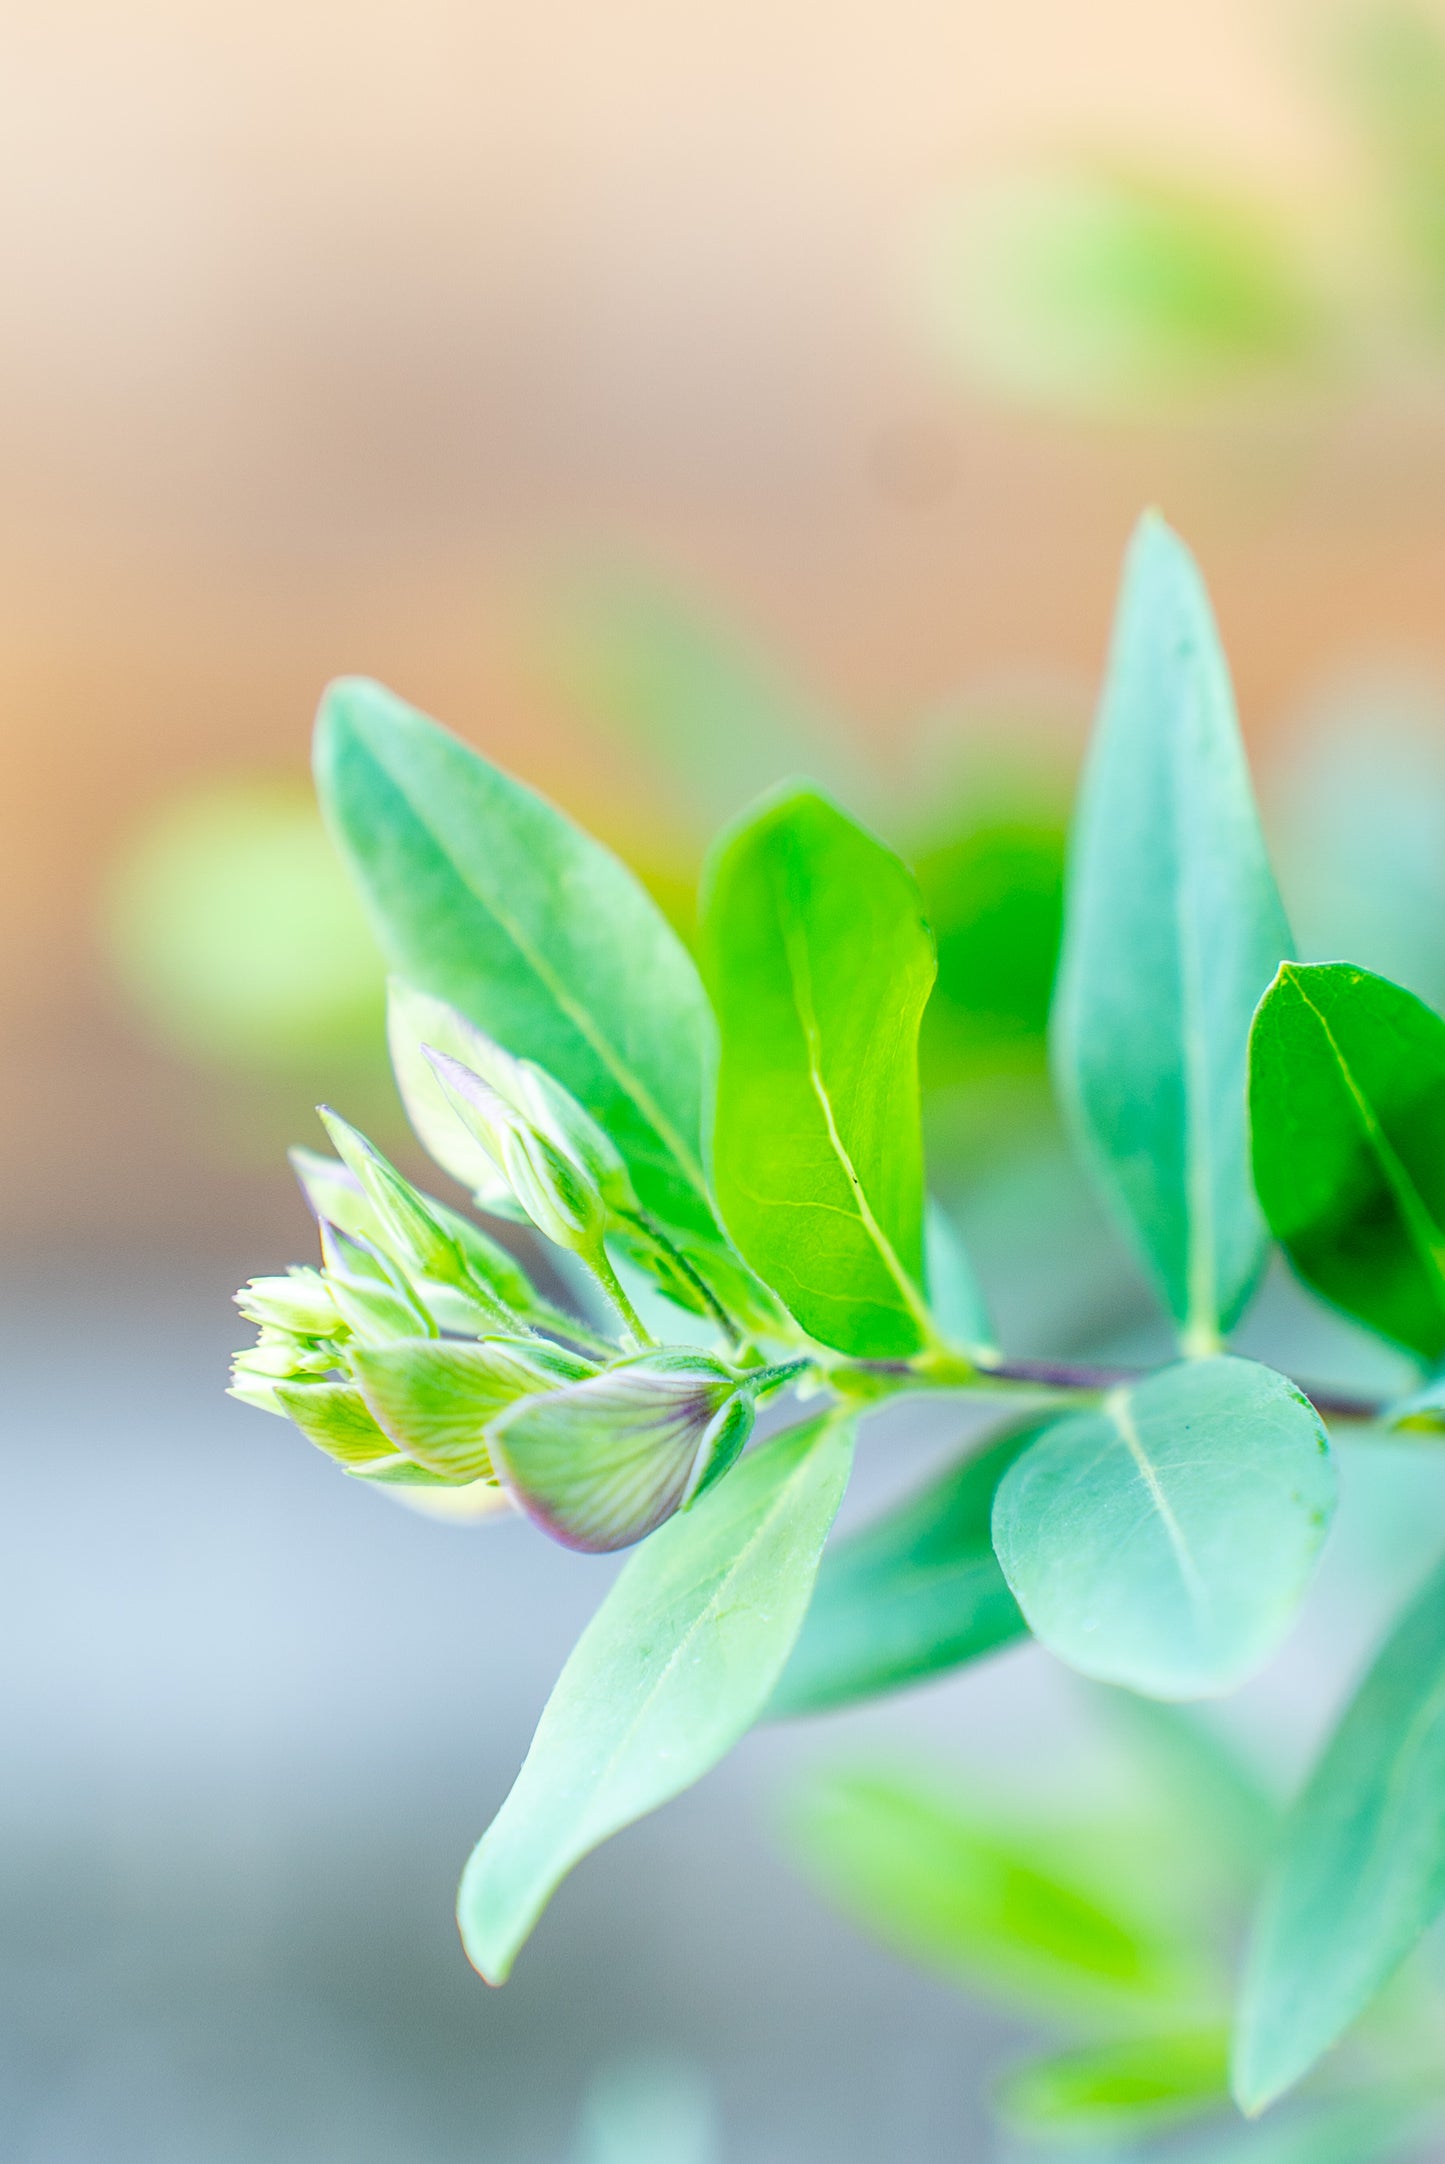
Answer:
[
  {"left": 107, "top": 779, "right": 385, "bottom": 1067},
  {"left": 921, "top": 168, "right": 1321, "bottom": 414}
]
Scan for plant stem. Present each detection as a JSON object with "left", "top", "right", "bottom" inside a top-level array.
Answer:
[
  {"left": 585, "top": 1246, "right": 654, "bottom": 1350},
  {"left": 620, "top": 1208, "right": 744, "bottom": 1347},
  {"left": 843, "top": 1353, "right": 1392, "bottom": 1426}
]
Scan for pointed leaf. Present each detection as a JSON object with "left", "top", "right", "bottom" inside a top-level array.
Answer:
[
  {"left": 770, "top": 1420, "right": 1038, "bottom": 1715},
  {"left": 1051, "top": 514, "right": 1292, "bottom": 1346},
  {"left": 1249, "top": 960, "right": 1445, "bottom": 1362},
  {"left": 992, "top": 1357, "right": 1335, "bottom": 1699},
  {"left": 702, "top": 786, "right": 935, "bottom": 1356},
  {"left": 995, "top": 2029, "right": 1230, "bottom": 2144},
  {"left": 785, "top": 1767, "right": 1210, "bottom": 2020},
  {"left": 1233, "top": 1555, "right": 1445, "bottom": 2113},
  {"left": 314, "top": 678, "right": 721, "bottom": 1246},
  {"left": 458, "top": 1410, "right": 854, "bottom": 1981},
  {"left": 488, "top": 1352, "right": 754, "bottom": 1553}
]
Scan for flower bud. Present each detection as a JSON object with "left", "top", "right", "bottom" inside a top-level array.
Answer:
[
  {"left": 488, "top": 1351, "right": 755, "bottom": 1552},
  {"left": 424, "top": 1048, "right": 610, "bottom": 1255},
  {"left": 386, "top": 980, "right": 528, "bottom": 1220},
  {"left": 515, "top": 1062, "right": 635, "bottom": 1212},
  {"left": 234, "top": 1268, "right": 340, "bottom": 1339},
  {"left": 318, "top": 1107, "right": 469, "bottom": 1286},
  {"left": 319, "top": 1221, "right": 435, "bottom": 1343},
  {"left": 351, "top": 1334, "right": 593, "bottom": 1482}
]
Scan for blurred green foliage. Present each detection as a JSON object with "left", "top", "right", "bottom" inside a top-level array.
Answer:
[
  {"left": 920, "top": 171, "right": 1321, "bottom": 414},
  {"left": 107, "top": 780, "right": 384, "bottom": 1069}
]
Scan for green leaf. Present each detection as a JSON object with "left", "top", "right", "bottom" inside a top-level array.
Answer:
[
  {"left": 922, "top": 169, "right": 1320, "bottom": 416},
  {"left": 770, "top": 1420, "right": 1038, "bottom": 1716},
  {"left": 994, "top": 2029, "right": 1229, "bottom": 2144},
  {"left": 785, "top": 1766, "right": 1210, "bottom": 2020},
  {"left": 991, "top": 1357, "right": 1335, "bottom": 1700},
  {"left": 923, "top": 1199, "right": 995, "bottom": 1355},
  {"left": 1232, "top": 1554, "right": 1445, "bottom": 2114},
  {"left": 457, "top": 1410, "right": 854, "bottom": 1981},
  {"left": 314, "top": 678, "right": 720, "bottom": 1248},
  {"left": 1051, "top": 514, "right": 1293, "bottom": 1349},
  {"left": 1249, "top": 961, "right": 1445, "bottom": 1364},
  {"left": 701, "top": 786, "right": 936, "bottom": 1356}
]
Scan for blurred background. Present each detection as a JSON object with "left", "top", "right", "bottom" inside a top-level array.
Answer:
[{"left": 11, "top": 1, "right": 1445, "bottom": 2156}]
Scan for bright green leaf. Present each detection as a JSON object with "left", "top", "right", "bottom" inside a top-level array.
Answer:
[
  {"left": 702, "top": 786, "right": 936, "bottom": 1356},
  {"left": 1051, "top": 515, "right": 1293, "bottom": 1349},
  {"left": 785, "top": 1767, "right": 1210, "bottom": 2020},
  {"left": 991, "top": 1357, "right": 1335, "bottom": 1700},
  {"left": 770, "top": 1420, "right": 1038, "bottom": 1716},
  {"left": 1232, "top": 1554, "right": 1445, "bottom": 2114},
  {"left": 994, "top": 2028, "right": 1229, "bottom": 2144},
  {"left": 314, "top": 678, "right": 721, "bottom": 1249},
  {"left": 457, "top": 1410, "right": 854, "bottom": 1982},
  {"left": 1249, "top": 960, "right": 1445, "bottom": 1363}
]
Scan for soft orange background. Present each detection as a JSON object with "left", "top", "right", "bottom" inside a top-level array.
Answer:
[{"left": 7, "top": 0, "right": 1445, "bottom": 1248}]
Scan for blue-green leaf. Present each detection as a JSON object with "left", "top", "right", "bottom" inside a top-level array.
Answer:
[
  {"left": 702, "top": 786, "right": 936, "bottom": 1356},
  {"left": 770, "top": 1420, "right": 1036, "bottom": 1715},
  {"left": 457, "top": 1411, "right": 854, "bottom": 1982},
  {"left": 1232, "top": 1554, "right": 1445, "bottom": 2113},
  {"left": 992, "top": 1357, "right": 1335, "bottom": 1699},
  {"left": 1051, "top": 515, "right": 1293, "bottom": 1349}
]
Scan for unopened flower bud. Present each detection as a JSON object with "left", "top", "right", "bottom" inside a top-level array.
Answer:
[
  {"left": 234, "top": 1268, "right": 340, "bottom": 1339},
  {"left": 513, "top": 1062, "right": 633, "bottom": 1205},
  {"left": 350, "top": 1334, "right": 593, "bottom": 1483},
  {"left": 317, "top": 1107, "right": 469, "bottom": 1287},
  {"left": 319, "top": 1221, "right": 435, "bottom": 1342},
  {"left": 424, "top": 1048, "right": 611, "bottom": 1255},
  {"left": 488, "top": 1351, "right": 755, "bottom": 1553}
]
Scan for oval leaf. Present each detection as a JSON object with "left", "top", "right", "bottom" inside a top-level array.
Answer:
[
  {"left": 1051, "top": 515, "right": 1292, "bottom": 1347},
  {"left": 701, "top": 786, "right": 937, "bottom": 1356},
  {"left": 457, "top": 1410, "right": 854, "bottom": 1982},
  {"left": 315, "top": 678, "right": 720, "bottom": 1247},
  {"left": 991, "top": 1357, "right": 1335, "bottom": 1700},
  {"left": 1249, "top": 960, "right": 1445, "bottom": 1363},
  {"left": 1232, "top": 1555, "right": 1445, "bottom": 2114},
  {"left": 770, "top": 1420, "right": 1038, "bottom": 1716}
]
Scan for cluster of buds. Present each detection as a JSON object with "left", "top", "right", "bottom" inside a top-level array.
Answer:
[{"left": 231, "top": 985, "right": 801, "bottom": 1550}]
